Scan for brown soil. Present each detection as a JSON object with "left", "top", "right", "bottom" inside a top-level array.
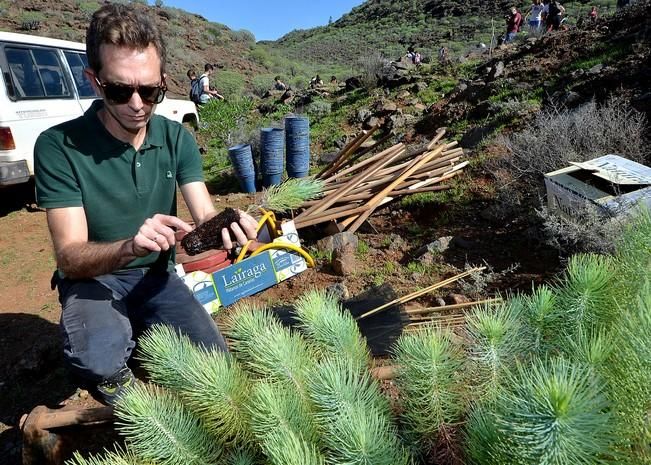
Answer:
[{"left": 0, "top": 169, "right": 560, "bottom": 463}]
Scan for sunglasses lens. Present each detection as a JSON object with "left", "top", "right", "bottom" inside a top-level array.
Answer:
[
  {"left": 139, "top": 85, "right": 165, "bottom": 104},
  {"left": 103, "top": 83, "right": 134, "bottom": 104},
  {"left": 101, "top": 82, "right": 165, "bottom": 104}
]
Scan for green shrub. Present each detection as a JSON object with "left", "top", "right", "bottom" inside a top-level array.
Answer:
[{"left": 215, "top": 70, "right": 246, "bottom": 100}]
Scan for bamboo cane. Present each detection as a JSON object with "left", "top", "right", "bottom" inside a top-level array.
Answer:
[
  {"left": 336, "top": 169, "right": 462, "bottom": 229},
  {"left": 322, "top": 145, "right": 461, "bottom": 190},
  {"left": 316, "top": 126, "right": 378, "bottom": 179},
  {"left": 296, "top": 144, "right": 404, "bottom": 222},
  {"left": 295, "top": 204, "right": 373, "bottom": 229},
  {"left": 355, "top": 266, "right": 486, "bottom": 320},
  {"left": 404, "top": 298, "right": 502, "bottom": 315},
  {"left": 347, "top": 143, "right": 447, "bottom": 233}
]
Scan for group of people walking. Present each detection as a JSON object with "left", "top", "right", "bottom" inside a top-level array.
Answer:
[{"left": 504, "top": 0, "right": 581, "bottom": 43}]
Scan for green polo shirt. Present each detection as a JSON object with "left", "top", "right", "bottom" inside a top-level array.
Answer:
[{"left": 34, "top": 100, "right": 204, "bottom": 271}]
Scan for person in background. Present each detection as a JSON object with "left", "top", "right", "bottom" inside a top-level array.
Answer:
[
  {"left": 199, "top": 63, "right": 224, "bottom": 103},
  {"left": 34, "top": 3, "right": 257, "bottom": 405},
  {"left": 505, "top": 6, "right": 523, "bottom": 43},
  {"left": 527, "top": 0, "right": 545, "bottom": 31},
  {"left": 310, "top": 74, "right": 323, "bottom": 88},
  {"left": 545, "top": 0, "right": 566, "bottom": 31},
  {"left": 589, "top": 5, "right": 598, "bottom": 22},
  {"left": 273, "top": 75, "right": 288, "bottom": 91}
]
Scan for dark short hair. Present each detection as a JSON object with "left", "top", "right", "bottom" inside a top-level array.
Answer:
[
  {"left": 86, "top": 4, "right": 166, "bottom": 74},
  {"left": 205, "top": 63, "right": 214, "bottom": 72},
  {"left": 274, "top": 75, "right": 281, "bottom": 80}
]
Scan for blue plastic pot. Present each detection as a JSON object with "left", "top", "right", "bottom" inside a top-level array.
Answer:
[
  {"left": 228, "top": 144, "right": 256, "bottom": 193},
  {"left": 260, "top": 127, "right": 285, "bottom": 187},
  {"left": 285, "top": 116, "right": 310, "bottom": 178}
]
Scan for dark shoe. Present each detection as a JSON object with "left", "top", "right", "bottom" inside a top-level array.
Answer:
[{"left": 96, "top": 367, "right": 135, "bottom": 406}]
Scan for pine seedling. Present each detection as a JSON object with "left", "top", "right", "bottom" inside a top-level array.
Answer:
[
  {"left": 465, "top": 300, "right": 526, "bottom": 400},
  {"left": 307, "top": 358, "right": 408, "bottom": 465},
  {"left": 555, "top": 253, "right": 619, "bottom": 335},
  {"left": 294, "top": 289, "right": 370, "bottom": 369},
  {"left": 224, "top": 448, "right": 262, "bottom": 465},
  {"left": 256, "top": 177, "right": 324, "bottom": 213},
  {"left": 247, "top": 380, "right": 323, "bottom": 465},
  {"left": 114, "top": 383, "right": 222, "bottom": 465},
  {"left": 182, "top": 178, "right": 323, "bottom": 255},
  {"left": 602, "top": 281, "right": 651, "bottom": 457},
  {"left": 66, "top": 447, "right": 150, "bottom": 465},
  {"left": 463, "top": 405, "right": 510, "bottom": 465},
  {"left": 137, "top": 325, "right": 253, "bottom": 444},
  {"left": 393, "top": 325, "right": 465, "bottom": 441},
  {"left": 519, "top": 284, "right": 561, "bottom": 352},
  {"left": 612, "top": 206, "right": 651, "bottom": 300},
  {"left": 136, "top": 324, "right": 196, "bottom": 392},
  {"left": 223, "top": 303, "right": 315, "bottom": 396},
  {"left": 494, "top": 357, "right": 615, "bottom": 465}
]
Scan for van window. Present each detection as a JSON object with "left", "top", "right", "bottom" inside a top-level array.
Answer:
[
  {"left": 6, "top": 46, "right": 71, "bottom": 99},
  {"left": 64, "top": 51, "right": 97, "bottom": 98}
]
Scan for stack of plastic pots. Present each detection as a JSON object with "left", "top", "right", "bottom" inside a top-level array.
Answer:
[
  {"left": 260, "top": 127, "right": 285, "bottom": 188},
  {"left": 284, "top": 116, "right": 310, "bottom": 178},
  {"left": 227, "top": 144, "right": 256, "bottom": 193}
]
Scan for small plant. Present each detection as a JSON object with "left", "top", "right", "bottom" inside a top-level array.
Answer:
[
  {"left": 356, "top": 240, "right": 370, "bottom": 256},
  {"left": 393, "top": 326, "right": 465, "bottom": 443}
]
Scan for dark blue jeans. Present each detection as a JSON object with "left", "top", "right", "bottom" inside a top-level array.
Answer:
[{"left": 57, "top": 268, "right": 227, "bottom": 385}]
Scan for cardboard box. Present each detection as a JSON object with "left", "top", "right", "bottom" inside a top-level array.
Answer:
[
  {"left": 177, "top": 220, "right": 308, "bottom": 313},
  {"left": 544, "top": 155, "right": 651, "bottom": 218}
]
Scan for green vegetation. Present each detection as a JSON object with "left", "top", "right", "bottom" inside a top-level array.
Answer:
[
  {"left": 563, "top": 42, "right": 632, "bottom": 73},
  {"left": 67, "top": 207, "right": 651, "bottom": 465}
]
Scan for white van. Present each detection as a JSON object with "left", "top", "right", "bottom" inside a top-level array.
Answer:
[{"left": 0, "top": 31, "right": 199, "bottom": 187}]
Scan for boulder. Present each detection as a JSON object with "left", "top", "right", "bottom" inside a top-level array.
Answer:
[
  {"left": 331, "top": 247, "right": 357, "bottom": 277},
  {"left": 356, "top": 108, "right": 372, "bottom": 123},
  {"left": 326, "top": 282, "right": 350, "bottom": 301},
  {"left": 414, "top": 236, "right": 454, "bottom": 256},
  {"left": 488, "top": 61, "right": 505, "bottom": 80},
  {"left": 363, "top": 116, "right": 382, "bottom": 130},
  {"left": 345, "top": 76, "right": 363, "bottom": 91},
  {"left": 316, "top": 232, "right": 359, "bottom": 256}
]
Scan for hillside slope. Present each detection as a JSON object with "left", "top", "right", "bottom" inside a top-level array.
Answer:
[
  {"left": 272, "top": 0, "right": 617, "bottom": 65},
  {"left": 0, "top": 0, "right": 267, "bottom": 97}
]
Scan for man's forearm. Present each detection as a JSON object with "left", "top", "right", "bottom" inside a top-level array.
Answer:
[{"left": 56, "top": 239, "right": 136, "bottom": 279}]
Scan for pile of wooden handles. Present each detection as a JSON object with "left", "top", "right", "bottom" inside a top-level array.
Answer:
[{"left": 295, "top": 128, "right": 467, "bottom": 232}]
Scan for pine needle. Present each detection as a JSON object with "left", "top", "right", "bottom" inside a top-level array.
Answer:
[
  {"left": 65, "top": 447, "right": 150, "bottom": 465},
  {"left": 465, "top": 300, "right": 527, "bottom": 400},
  {"left": 393, "top": 325, "right": 465, "bottom": 439},
  {"left": 223, "top": 304, "right": 316, "bottom": 396},
  {"left": 114, "top": 383, "right": 222, "bottom": 465},
  {"left": 137, "top": 325, "right": 253, "bottom": 444},
  {"left": 257, "top": 178, "right": 324, "bottom": 213},
  {"left": 495, "top": 357, "right": 615, "bottom": 464},
  {"left": 307, "top": 358, "right": 409, "bottom": 465},
  {"left": 248, "top": 381, "right": 323, "bottom": 465},
  {"left": 294, "top": 289, "right": 370, "bottom": 368}
]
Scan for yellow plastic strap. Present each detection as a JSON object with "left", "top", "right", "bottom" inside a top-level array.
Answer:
[
  {"left": 235, "top": 209, "right": 280, "bottom": 264},
  {"left": 248, "top": 242, "right": 315, "bottom": 268}
]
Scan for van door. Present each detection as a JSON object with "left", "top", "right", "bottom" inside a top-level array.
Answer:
[
  {"left": 63, "top": 50, "right": 98, "bottom": 112},
  {"left": 2, "top": 44, "right": 84, "bottom": 176}
]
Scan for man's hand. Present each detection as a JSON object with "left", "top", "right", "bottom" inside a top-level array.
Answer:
[
  {"left": 132, "top": 214, "right": 193, "bottom": 257},
  {"left": 220, "top": 210, "right": 259, "bottom": 250}
]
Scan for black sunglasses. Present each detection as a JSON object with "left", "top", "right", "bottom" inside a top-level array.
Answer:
[{"left": 94, "top": 76, "right": 167, "bottom": 104}]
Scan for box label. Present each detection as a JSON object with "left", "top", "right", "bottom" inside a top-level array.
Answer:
[{"left": 212, "top": 252, "right": 277, "bottom": 306}]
